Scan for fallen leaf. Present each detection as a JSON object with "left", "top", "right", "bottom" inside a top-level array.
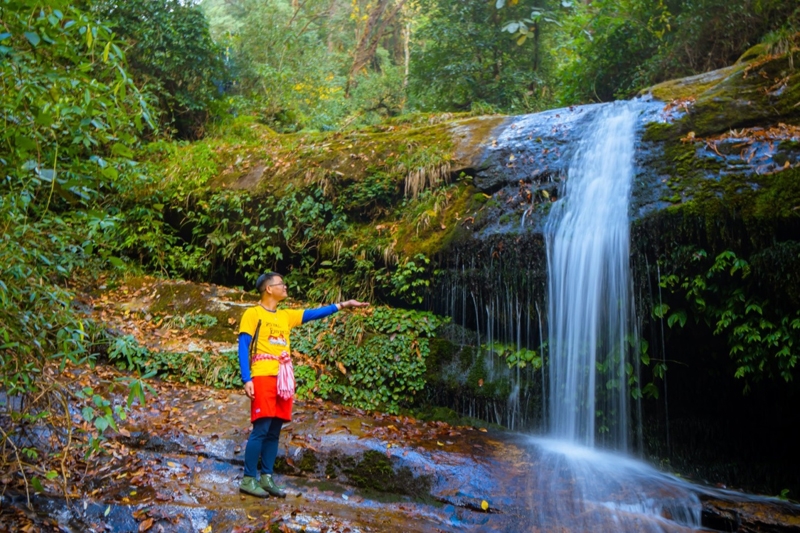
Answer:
[
  {"left": 481, "top": 500, "right": 489, "bottom": 511},
  {"left": 138, "top": 518, "right": 154, "bottom": 532}
]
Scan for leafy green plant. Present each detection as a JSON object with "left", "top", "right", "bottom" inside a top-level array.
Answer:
[
  {"left": 0, "top": 0, "right": 157, "bottom": 500},
  {"left": 380, "top": 253, "right": 432, "bottom": 305},
  {"left": 158, "top": 313, "right": 219, "bottom": 330},
  {"left": 482, "top": 342, "right": 542, "bottom": 370},
  {"left": 292, "top": 307, "right": 448, "bottom": 413},
  {"left": 410, "top": 0, "right": 553, "bottom": 112},
  {"left": 93, "top": 0, "right": 224, "bottom": 139},
  {"left": 550, "top": 0, "right": 799, "bottom": 104},
  {"left": 107, "top": 333, "right": 241, "bottom": 389},
  {"left": 657, "top": 248, "right": 800, "bottom": 387}
]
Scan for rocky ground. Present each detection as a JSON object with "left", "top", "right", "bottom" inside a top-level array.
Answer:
[{"left": 3, "top": 366, "right": 799, "bottom": 532}]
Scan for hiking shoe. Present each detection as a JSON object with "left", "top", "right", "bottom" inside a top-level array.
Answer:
[
  {"left": 259, "top": 474, "right": 287, "bottom": 498},
  {"left": 240, "top": 476, "right": 268, "bottom": 497}
]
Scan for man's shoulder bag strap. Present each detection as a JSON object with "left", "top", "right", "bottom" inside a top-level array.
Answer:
[{"left": 249, "top": 319, "right": 261, "bottom": 370}]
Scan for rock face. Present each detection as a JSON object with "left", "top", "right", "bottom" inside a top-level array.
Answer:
[{"left": 458, "top": 47, "right": 800, "bottom": 239}]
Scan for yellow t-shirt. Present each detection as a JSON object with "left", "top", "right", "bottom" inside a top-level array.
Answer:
[{"left": 239, "top": 306, "right": 304, "bottom": 377}]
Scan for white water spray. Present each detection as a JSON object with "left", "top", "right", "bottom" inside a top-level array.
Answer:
[{"left": 545, "top": 102, "right": 637, "bottom": 449}]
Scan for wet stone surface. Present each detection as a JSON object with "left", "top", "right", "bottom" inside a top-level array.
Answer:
[{"left": 5, "top": 367, "right": 800, "bottom": 532}]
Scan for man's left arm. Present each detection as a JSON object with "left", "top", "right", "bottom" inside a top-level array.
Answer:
[{"left": 301, "top": 300, "right": 369, "bottom": 324}]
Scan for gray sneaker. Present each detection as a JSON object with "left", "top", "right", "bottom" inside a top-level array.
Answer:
[
  {"left": 240, "top": 476, "right": 268, "bottom": 497},
  {"left": 259, "top": 474, "right": 287, "bottom": 498}
]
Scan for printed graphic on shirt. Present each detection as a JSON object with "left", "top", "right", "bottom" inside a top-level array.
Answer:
[{"left": 268, "top": 333, "right": 287, "bottom": 346}]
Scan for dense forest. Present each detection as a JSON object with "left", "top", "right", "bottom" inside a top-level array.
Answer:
[{"left": 2, "top": 0, "right": 800, "bottom": 525}]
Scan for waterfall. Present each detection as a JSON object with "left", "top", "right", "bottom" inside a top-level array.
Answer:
[
  {"left": 528, "top": 101, "right": 703, "bottom": 531},
  {"left": 545, "top": 101, "right": 638, "bottom": 449}
]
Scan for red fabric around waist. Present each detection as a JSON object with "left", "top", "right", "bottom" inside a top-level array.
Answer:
[
  {"left": 250, "top": 375, "right": 293, "bottom": 423},
  {"left": 252, "top": 352, "right": 295, "bottom": 400}
]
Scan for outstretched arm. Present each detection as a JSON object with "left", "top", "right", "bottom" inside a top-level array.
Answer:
[
  {"left": 337, "top": 300, "right": 370, "bottom": 310},
  {"left": 301, "top": 300, "right": 370, "bottom": 324}
]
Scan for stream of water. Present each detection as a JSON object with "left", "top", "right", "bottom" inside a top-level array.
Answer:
[{"left": 533, "top": 101, "right": 703, "bottom": 530}]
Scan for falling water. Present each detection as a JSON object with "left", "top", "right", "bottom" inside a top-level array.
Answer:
[
  {"left": 545, "top": 102, "right": 638, "bottom": 449},
  {"left": 531, "top": 101, "right": 703, "bottom": 530}
]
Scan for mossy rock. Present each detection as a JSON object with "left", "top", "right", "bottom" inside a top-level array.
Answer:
[
  {"left": 114, "top": 276, "right": 258, "bottom": 343},
  {"left": 340, "top": 450, "right": 433, "bottom": 497},
  {"left": 207, "top": 115, "right": 506, "bottom": 196},
  {"left": 645, "top": 64, "right": 744, "bottom": 103},
  {"left": 642, "top": 50, "right": 800, "bottom": 139}
]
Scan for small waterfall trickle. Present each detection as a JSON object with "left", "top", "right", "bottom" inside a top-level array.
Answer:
[{"left": 431, "top": 249, "right": 546, "bottom": 431}]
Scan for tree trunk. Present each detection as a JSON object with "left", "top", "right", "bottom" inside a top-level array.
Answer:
[
  {"left": 326, "top": 0, "right": 338, "bottom": 53},
  {"left": 345, "top": 0, "right": 407, "bottom": 96},
  {"left": 403, "top": 22, "right": 410, "bottom": 88}
]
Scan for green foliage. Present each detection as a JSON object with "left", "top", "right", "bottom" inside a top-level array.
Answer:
[
  {"left": 167, "top": 313, "right": 219, "bottom": 330},
  {"left": 0, "top": 0, "right": 158, "bottom": 494},
  {"left": 75, "top": 384, "right": 136, "bottom": 456},
  {"left": 0, "top": 0, "right": 149, "bottom": 371},
  {"left": 114, "top": 125, "right": 457, "bottom": 305},
  {"left": 551, "top": 0, "right": 667, "bottom": 102},
  {"left": 551, "top": 0, "right": 800, "bottom": 103},
  {"left": 339, "top": 171, "right": 400, "bottom": 218},
  {"left": 93, "top": 0, "right": 225, "bottom": 139},
  {"left": 201, "top": 0, "right": 408, "bottom": 131},
  {"left": 106, "top": 334, "right": 241, "bottom": 389},
  {"left": 410, "top": 0, "right": 554, "bottom": 112},
  {"left": 379, "top": 253, "right": 432, "bottom": 305},
  {"left": 292, "top": 307, "right": 448, "bottom": 413},
  {"left": 659, "top": 248, "right": 800, "bottom": 387}
]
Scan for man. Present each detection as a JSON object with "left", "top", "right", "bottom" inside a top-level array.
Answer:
[{"left": 237, "top": 271, "right": 368, "bottom": 498}]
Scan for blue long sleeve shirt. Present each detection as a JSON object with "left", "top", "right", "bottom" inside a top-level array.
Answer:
[{"left": 237, "top": 304, "right": 339, "bottom": 384}]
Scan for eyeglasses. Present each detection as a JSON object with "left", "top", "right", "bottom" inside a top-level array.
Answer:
[{"left": 268, "top": 282, "right": 287, "bottom": 287}]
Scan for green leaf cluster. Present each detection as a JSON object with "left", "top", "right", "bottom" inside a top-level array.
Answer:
[
  {"left": 106, "top": 334, "right": 241, "bottom": 389},
  {"left": 292, "top": 307, "right": 448, "bottom": 413},
  {"left": 92, "top": 0, "right": 224, "bottom": 139},
  {"left": 551, "top": 0, "right": 800, "bottom": 103},
  {"left": 201, "top": 0, "right": 408, "bottom": 131},
  {"left": 0, "top": 0, "right": 157, "bottom": 494},
  {"left": 410, "top": 0, "right": 555, "bottom": 112},
  {"left": 658, "top": 247, "right": 800, "bottom": 388}
]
